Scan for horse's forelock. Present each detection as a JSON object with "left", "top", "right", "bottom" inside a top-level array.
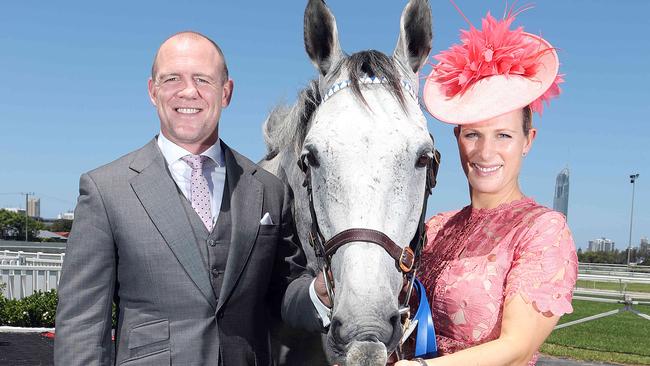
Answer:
[{"left": 347, "top": 50, "right": 406, "bottom": 110}]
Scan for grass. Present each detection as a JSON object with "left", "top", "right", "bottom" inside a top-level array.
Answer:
[
  {"left": 576, "top": 280, "right": 650, "bottom": 293},
  {"left": 541, "top": 299, "right": 650, "bottom": 365}
]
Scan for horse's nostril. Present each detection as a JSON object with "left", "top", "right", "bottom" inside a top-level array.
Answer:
[
  {"left": 330, "top": 317, "right": 345, "bottom": 344},
  {"left": 389, "top": 312, "right": 401, "bottom": 329},
  {"left": 386, "top": 310, "right": 403, "bottom": 349}
]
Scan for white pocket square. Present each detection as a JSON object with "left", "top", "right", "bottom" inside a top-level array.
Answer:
[{"left": 260, "top": 212, "right": 274, "bottom": 225}]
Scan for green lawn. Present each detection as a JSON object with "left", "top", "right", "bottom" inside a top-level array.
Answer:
[
  {"left": 541, "top": 299, "right": 650, "bottom": 365},
  {"left": 576, "top": 280, "right": 650, "bottom": 293}
]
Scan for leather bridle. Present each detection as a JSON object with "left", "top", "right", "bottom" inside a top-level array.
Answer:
[{"left": 297, "top": 144, "right": 441, "bottom": 314}]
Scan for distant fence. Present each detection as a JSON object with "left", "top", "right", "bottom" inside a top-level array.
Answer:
[
  {"left": 579, "top": 262, "right": 650, "bottom": 276},
  {"left": 0, "top": 250, "right": 64, "bottom": 300},
  {"left": 556, "top": 263, "right": 650, "bottom": 329}
]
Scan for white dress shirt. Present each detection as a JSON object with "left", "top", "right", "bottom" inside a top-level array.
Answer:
[
  {"left": 157, "top": 133, "right": 226, "bottom": 225},
  {"left": 310, "top": 281, "right": 332, "bottom": 327}
]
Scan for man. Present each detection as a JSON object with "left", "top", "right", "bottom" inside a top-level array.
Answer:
[{"left": 55, "top": 32, "right": 325, "bottom": 365}]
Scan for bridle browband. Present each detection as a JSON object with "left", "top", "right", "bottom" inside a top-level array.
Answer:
[{"left": 297, "top": 76, "right": 441, "bottom": 314}]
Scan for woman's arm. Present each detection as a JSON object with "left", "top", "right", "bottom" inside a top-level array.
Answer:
[{"left": 396, "top": 293, "right": 559, "bottom": 366}]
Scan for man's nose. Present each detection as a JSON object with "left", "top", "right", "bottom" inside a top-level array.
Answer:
[{"left": 177, "top": 79, "right": 199, "bottom": 98}]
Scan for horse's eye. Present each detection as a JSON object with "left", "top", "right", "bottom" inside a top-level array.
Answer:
[
  {"left": 416, "top": 153, "right": 431, "bottom": 168},
  {"left": 300, "top": 151, "right": 320, "bottom": 170}
]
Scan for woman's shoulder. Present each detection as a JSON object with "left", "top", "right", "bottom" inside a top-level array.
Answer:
[
  {"left": 425, "top": 210, "right": 462, "bottom": 234},
  {"left": 509, "top": 199, "right": 566, "bottom": 230},
  {"left": 518, "top": 202, "right": 569, "bottom": 236}
]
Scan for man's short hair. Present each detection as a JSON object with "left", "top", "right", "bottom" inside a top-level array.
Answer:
[{"left": 151, "top": 31, "right": 229, "bottom": 83}]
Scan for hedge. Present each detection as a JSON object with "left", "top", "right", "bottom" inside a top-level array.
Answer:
[
  {"left": 0, "top": 290, "right": 58, "bottom": 327},
  {"left": 0, "top": 289, "right": 118, "bottom": 328}
]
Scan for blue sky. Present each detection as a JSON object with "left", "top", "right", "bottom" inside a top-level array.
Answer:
[{"left": 1, "top": 0, "right": 648, "bottom": 251}]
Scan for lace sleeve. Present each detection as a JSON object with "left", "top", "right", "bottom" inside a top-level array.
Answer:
[{"left": 505, "top": 211, "right": 578, "bottom": 316}]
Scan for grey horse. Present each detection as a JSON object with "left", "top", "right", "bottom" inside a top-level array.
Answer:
[{"left": 261, "top": 1, "right": 434, "bottom": 365}]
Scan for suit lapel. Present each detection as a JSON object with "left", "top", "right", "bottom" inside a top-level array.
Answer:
[
  {"left": 129, "top": 139, "right": 217, "bottom": 309},
  {"left": 217, "top": 143, "right": 262, "bottom": 311}
]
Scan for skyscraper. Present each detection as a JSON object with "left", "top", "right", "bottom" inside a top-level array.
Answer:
[
  {"left": 27, "top": 197, "right": 40, "bottom": 218},
  {"left": 553, "top": 168, "right": 569, "bottom": 219},
  {"left": 588, "top": 237, "right": 615, "bottom": 252}
]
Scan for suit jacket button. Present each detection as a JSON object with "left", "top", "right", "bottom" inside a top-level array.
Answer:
[{"left": 207, "top": 239, "right": 216, "bottom": 246}]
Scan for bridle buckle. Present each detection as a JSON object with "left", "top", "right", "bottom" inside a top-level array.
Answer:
[{"left": 399, "top": 246, "right": 415, "bottom": 273}]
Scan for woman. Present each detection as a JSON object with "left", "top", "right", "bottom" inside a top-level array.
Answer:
[{"left": 396, "top": 7, "right": 578, "bottom": 366}]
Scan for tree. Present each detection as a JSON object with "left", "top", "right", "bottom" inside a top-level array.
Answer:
[
  {"left": 0, "top": 209, "right": 44, "bottom": 241},
  {"left": 578, "top": 250, "right": 620, "bottom": 264},
  {"left": 49, "top": 219, "right": 73, "bottom": 232}
]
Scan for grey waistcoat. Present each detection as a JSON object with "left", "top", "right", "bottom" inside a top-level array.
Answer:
[{"left": 179, "top": 178, "right": 232, "bottom": 301}]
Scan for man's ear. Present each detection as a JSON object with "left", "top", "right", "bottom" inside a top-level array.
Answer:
[
  {"left": 147, "top": 78, "right": 157, "bottom": 106},
  {"left": 221, "top": 79, "right": 234, "bottom": 107}
]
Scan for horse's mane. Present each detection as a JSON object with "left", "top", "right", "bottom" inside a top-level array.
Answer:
[{"left": 262, "top": 50, "right": 404, "bottom": 160}]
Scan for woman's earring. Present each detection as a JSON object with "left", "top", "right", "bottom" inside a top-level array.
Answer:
[{"left": 522, "top": 152, "right": 527, "bottom": 157}]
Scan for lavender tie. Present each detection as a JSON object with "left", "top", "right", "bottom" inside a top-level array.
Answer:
[{"left": 181, "top": 154, "right": 213, "bottom": 231}]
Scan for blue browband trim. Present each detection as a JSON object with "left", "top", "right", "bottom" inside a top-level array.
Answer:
[
  {"left": 414, "top": 278, "right": 438, "bottom": 358},
  {"left": 322, "top": 76, "right": 418, "bottom": 102}
]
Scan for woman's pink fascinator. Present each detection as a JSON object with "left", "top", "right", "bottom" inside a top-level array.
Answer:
[{"left": 423, "top": 4, "right": 563, "bottom": 125}]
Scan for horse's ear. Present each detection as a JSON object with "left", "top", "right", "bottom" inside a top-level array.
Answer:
[
  {"left": 304, "top": 0, "right": 344, "bottom": 76},
  {"left": 393, "top": 0, "right": 432, "bottom": 73}
]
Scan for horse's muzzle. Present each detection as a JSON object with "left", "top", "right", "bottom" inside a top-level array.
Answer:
[{"left": 327, "top": 310, "right": 402, "bottom": 365}]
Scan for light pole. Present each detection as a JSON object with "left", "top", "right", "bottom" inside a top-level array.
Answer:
[{"left": 627, "top": 174, "right": 639, "bottom": 265}]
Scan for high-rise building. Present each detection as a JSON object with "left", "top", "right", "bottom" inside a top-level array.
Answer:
[
  {"left": 553, "top": 168, "right": 569, "bottom": 219},
  {"left": 27, "top": 197, "right": 40, "bottom": 218},
  {"left": 640, "top": 237, "right": 649, "bottom": 253},
  {"left": 588, "top": 237, "right": 615, "bottom": 252}
]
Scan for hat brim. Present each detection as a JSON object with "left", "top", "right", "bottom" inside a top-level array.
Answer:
[{"left": 423, "top": 33, "right": 559, "bottom": 125}]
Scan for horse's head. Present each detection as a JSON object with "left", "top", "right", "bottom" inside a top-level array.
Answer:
[{"left": 301, "top": 0, "right": 434, "bottom": 364}]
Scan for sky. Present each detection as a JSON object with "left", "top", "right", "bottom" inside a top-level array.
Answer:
[{"left": 0, "top": 0, "right": 648, "bottom": 251}]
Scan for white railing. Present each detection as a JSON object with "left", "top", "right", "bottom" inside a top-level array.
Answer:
[
  {"left": 579, "top": 262, "right": 650, "bottom": 276},
  {"left": 556, "top": 266, "right": 650, "bottom": 329},
  {"left": 0, "top": 251, "right": 64, "bottom": 300},
  {"left": 1, "top": 250, "right": 64, "bottom": 262}
]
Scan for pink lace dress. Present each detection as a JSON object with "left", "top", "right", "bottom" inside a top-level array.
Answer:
[{"left": 419, "top": 198, "right": 578, "bottom": 365}]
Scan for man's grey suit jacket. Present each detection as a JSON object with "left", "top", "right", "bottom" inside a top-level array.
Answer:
[{"left": 54, "top": 138, "right": 321, "bottom": 365}]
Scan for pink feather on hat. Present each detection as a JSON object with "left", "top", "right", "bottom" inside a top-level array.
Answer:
[{"left": 423, "top": 3, "right": 563, "bottom": 124}]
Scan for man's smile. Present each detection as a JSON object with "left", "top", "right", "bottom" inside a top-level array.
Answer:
[{"left": 175, "top": 107, "right": 203, "bottom": 114}]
